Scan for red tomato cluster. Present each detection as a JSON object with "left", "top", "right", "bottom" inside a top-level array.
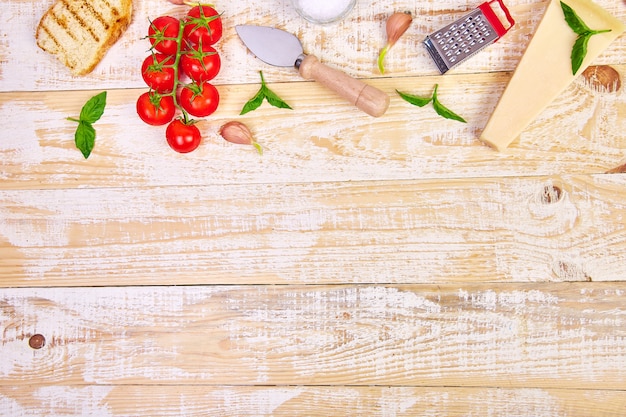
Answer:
[{"left": 136, "top": 6, "right": 223, "bottom": 153}]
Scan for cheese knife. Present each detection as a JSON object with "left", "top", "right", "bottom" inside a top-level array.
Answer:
[{"left": 235, "top": 25, "right": 389, "bottom": 117}]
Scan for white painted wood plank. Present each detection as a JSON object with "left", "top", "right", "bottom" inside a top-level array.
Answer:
[
  {"left": 1, "top": 68, "right": 625, "bottom": 190},
  {"left": 1, "top": 385, "right": 625, "bottom": 416},
  {"left": 1, "top": 175, "right": 624, "bottom": 286},
  {"left": 1, "top": 283, "right": 625, "bottom": 388},
  {"left": 1, "top": 0, "right": 624, "bottom": 92},
  {"left": 1, "top": 0, "right": 625, "bottom": 415}
]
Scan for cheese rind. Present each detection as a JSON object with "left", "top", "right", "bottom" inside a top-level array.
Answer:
[{"left": 480, "top": 0, "right": 625, "bottom": 151}]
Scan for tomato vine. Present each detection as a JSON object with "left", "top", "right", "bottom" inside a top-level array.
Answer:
[{"left": 137, "top": 5, "right": 223, "bottom": 153}]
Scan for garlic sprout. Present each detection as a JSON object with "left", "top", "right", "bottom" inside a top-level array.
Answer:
[{"left": 378, "top": 12, "right": 413, "bottom": 74}]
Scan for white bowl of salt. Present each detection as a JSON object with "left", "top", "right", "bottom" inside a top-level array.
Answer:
[{"left": 291, "top": 0, "right": 357, "bottom": 24}]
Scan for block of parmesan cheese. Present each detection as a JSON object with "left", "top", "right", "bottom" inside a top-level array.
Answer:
[{"left": 480, "top": 0, "right": 624, "bottom": 151}]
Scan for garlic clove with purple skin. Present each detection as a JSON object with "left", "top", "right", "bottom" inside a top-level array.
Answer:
[
  {"left": 219, "top": 121, "right": 253, "bottom": 145},
  {"left": 219, "top": 121, "right": 263, "bottom": 155},
  {"left": 378, "top": 12, "right": 413, "bottom": 74}
]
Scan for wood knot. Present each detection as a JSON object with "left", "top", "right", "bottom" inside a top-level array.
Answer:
[
  {"left": 553, "top": 261, "right": 592, "bottom": 282},
  {"left": 541, "top": 184, "right": 563, "bottom": 204},
  {"left": 527, "top": 181, "right": 572, "bottom": 223},
  {"left": 606, "top": 163, "right": 626, "bottom": 174},
  {"left": 28, "top": 334, "right": 46, "bottom": 349},
  {"left": 582, "top": 65, "right": 621, "bottom": 93}
]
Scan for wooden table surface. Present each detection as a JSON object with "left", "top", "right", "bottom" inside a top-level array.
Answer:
[{"left": 1, "top": 0, "right": 626, "bottom": 415}]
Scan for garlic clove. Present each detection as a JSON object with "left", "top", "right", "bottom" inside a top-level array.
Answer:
[
  {"left": 219, "top": 121, "right": 263, "bottom": 155},
  {"left": 386, "top": 11, "right": 413, "bottom": 47},
  {"left": 378, "top": 11, "right": 413, "bottom": 74},
  {"left": 219, "top": 121, "right": 251, "bottom": 145}
]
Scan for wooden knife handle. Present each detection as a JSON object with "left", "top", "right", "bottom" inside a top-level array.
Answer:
[{"left": 297, "top": 55, "right": 389, "bottom": 117}]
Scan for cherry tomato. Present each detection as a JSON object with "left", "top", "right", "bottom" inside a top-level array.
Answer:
[
  {"left": 179, "top": 82, "right": 219, "bottom": 117},
  {"left": 136, "top": 92, "right": 176, "bottom": 126},
  {"left": 183, "top": 6, "right": 222, "bottom": 46},
  {"left": 166, "top": 119, "right": 201, "bottom": 153},
  {"left": 180, "top": 43, "right": 221, "bottom": 82},
  {"left": 148, "top": 16, "right": 181, "bottom": 55},
  {"left": 141, "top": 54, "right": 178, "bottom": 93}
]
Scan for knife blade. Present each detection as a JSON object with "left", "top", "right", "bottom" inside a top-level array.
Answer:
[{"left": 235, "top": 25, "right": 389, "bottom": 117}]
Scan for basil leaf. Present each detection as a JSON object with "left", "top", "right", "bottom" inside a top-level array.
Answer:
[
  {"left": 398, "top": 84, "right": 466, "bottom": 123},
  {"left": 240, "top": 71, "right": 292, "bottom": 114},
  {"left": 561, "top": 1, "right": 612, "bottom": 75},
  {"left": 560, "top": 1, "right": 591, "bottom": 35},
  {"left": 240, "top": 90, "right": 265, "bottom": 115},
  {"left": 571, "top": 34, "right": 590, "bottom": 75},
  {"left": 396, "top": 89, "right": 432, "bottom": 107},
  {"left": 263, "top": 87, "right": 293, "bottom": 110},
  {"left": 79, "top": 91, "right": 107, "bottom": 124},
  {"left": 432, "top": 97, "right": 467, "bottom": 123},
  {"left": 67, "top": 91, "right": 107, "bottom": 159},
  {"left": 432, "top": 84, "right": 466, "bottom": 123},
  {"left": 75, "top": 121, "right": 96, "bottom": 159}
]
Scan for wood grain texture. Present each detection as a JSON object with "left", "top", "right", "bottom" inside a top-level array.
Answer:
[
  {"left": 1, "top": 174, "right": 625, "bottom": 286},
  {"left": 1, "top": 0, "right": 624, "bottom": 93},
  {"left": 1, "top": 67, "right": 625, "bottom": 190},
  {"left": 1, "top": 283, "right": 625, "bottom": 387},
  {"left": 2, "top": 386, "right": 626, "bottom": 416},
  {"left": 1, "top": 0, "right": 625, "bottom": 415},
  {"left": 1, "top": 0, "right": 624, "bottom": 190}
]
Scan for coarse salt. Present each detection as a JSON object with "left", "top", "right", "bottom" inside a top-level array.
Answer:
[{"left": 292, "top": 0, "right": 356, "bottom": 24}]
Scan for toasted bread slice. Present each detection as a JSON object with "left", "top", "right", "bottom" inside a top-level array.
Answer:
[{"left": 36, "top": 0, "right": 132, "bottom": 76}]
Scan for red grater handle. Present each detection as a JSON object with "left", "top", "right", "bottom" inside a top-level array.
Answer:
[{"left": 478, "top": 0, "right": 515, "bottom": 39}]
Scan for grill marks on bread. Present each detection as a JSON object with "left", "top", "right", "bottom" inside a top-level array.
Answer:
[{"left": 36, "top": 0, "right": 132, "bottom": 75}]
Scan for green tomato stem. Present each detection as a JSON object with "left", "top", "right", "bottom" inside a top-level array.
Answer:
[
  {"left": 171, "top": 18, "right": 190, "bottom": 120},
  {"left": 152, "top": 16, "right": 191, "bottom": 121}
]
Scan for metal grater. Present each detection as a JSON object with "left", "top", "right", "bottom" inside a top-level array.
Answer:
[{"left": 423, "top": 0, "right": 515, "bottom": 74}]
